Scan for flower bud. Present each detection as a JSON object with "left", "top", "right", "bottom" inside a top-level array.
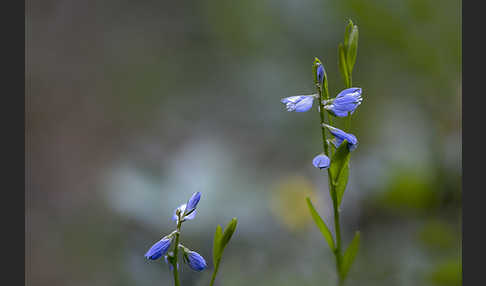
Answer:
[
  {"left": 144, "top": 237, "right": 172, "bottom": 260},
  {"left": 316, "top": 63, "right": 325, "bottom": 86},
  {"left": 312, "top": 154, "right": 330, "bottom": 170},
  {"left": 183, "top": 250, "right": 207, "bottom": 272}
]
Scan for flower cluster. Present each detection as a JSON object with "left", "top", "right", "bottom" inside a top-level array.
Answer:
[
  {"left": 281, "top": 65, "right": 363, "bottom": 170},
  {"left": 144, "top": 192, "right": 207, "bottom": 272}
]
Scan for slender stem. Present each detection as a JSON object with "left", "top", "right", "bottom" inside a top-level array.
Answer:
[
  {"left": 171, "top": 217, "right": 182, "bottom": 286},
  {"left": 317, "top": 77, "right": 343, "bottom": 286},
  {"left": 317, "top": 93, "right": 329, "bottom": 156},
  {"left": 209, "top": 262, "right": 220, "bottom": 286},
  {"left": 331, "top": 180, "right": 343, "bottom": 286}
]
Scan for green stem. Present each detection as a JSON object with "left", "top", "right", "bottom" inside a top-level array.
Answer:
[
  {"left": 209, "top": 263, "right": 220, "bottom": 286},
  {"left": 317, "top": 78, "right": 343, "bottom": 286},
  {"left": 171, "top": 218, "right": 182, "bottom": 286},
  {"left": 331, "top": 180, "right": 343, "bottom": 286}
]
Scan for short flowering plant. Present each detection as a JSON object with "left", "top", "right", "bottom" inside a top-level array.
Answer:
[
  {"left": 281, "top": 19, "right": 362, "bottom": 286},
  {"left": 144, "top": 192, "right": 237, "bottom": 286}
]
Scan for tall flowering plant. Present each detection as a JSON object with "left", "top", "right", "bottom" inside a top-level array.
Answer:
[
  {"left": 144, "top": 192, "right": 237, "bottom": 286},
  {"left": 281, "top": 20, "right": 362, "bottom": 286}
]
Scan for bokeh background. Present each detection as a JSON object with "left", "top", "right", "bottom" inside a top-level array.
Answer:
[{"left": 26, "top": 0, "right": 461, "bottom": 285}]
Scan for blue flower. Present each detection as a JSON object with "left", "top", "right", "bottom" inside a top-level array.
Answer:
[
  {"left": 185, "top": 192, "right": 201, "bottom": 215},
  {"left": 172, "top": 192, "right": 202, "bottom": 222},
  {"left": 324, "top": 88, "right": 362, "bottom": 117},
  {"left": 172, "top": 204, "right": 197, "bottom": 222},
  {"left": 312, "top": 154, "right": 330, "bottom": 170},
  {"left": 144, "top": 237, "right": 172, "bottom": 260},
  {"left": 281, "top": 95, "right": 316, "bottom": 112},
  {"left": 323, "top": 124, "right": 358, "bottom": 151},
  {"left": 317, "top": 63, "right": 324, "bottom": 85},
  {"left": 183, "top": 251, "right": 207, "bottom": 271}
]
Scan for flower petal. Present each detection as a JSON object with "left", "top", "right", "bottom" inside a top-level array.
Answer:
[
  {"left": 325, "top": 88, "right": 362, "bottom": 117},
  {"left": 281, "top": 95, "right": 315, "bottom": 112},
  {"left": 186, "top": 251, "right": 207, "bottom": 271},
  {"left": 317, "top": 64, "right": 325, "bottom": 85},
  {"left": 185, "top": 192, "right": 201, "bottom": 215},
  {"left": 172, "top": 204, "right": 186, "bottom": 221},
  {"left": 145, "top": 237, "right": 172, "bottom": 260},
  {"left": 324, "top": 124, "right": 358, "bottom": 151},
  {"left": 184, "top": 209, "right": 197, "bottom": 220},
  {"left": 294, "top": 96, "right": 314, "bottom": 112},
  {"left": 312, "top": 154, "right": 330, "bottom": 170},
  {"left": 281, "top": 95, "right": 305, "bottom": 104},
  {"left": 336, "top": 87, "right": 362, "bottom": 99}
]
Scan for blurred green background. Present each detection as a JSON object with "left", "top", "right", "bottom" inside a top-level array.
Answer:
[{"left": 26, "top": 0, "right": 461, "bottom": 285}]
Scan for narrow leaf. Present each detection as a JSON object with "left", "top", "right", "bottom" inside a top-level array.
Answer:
[
  {"left": 338, "top": 43, "right": 350, "bottom": 87},
  {"left": 306, "top": 197, "right": 335, "bottom": 251},
  {"left": 313, "top": 57, "right": 321, "bottom": 86},
  {"left": 329, "top": 140, "right": 351, "bottom": 205},
  {"left": 213, "top": 225, "right": 223, "bottom": 263},
  {"left": 210, "top": 219, "right": 237, "bottom": 286},
  {"left": 346, "top": 25, "right": 359, "bottom": 75},
  {"left": 220, "top": 217, "right": 237, "bottom": 250},
  {"left": 340, "top": 231, "right": 361, "bottom": 280},
  {"left": 335, "top": 165, "right": 349, "bottom": 206},
  {"left": 343, "top": 19, "right": 354, "bottom": 52}
]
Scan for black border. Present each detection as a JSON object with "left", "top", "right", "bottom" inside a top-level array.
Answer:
[
  {"left": 2, "top": 0, "right": 26, "bottom": 284},
  {"left": 463, "top": 0, "right": 482, "bottom": 285}
]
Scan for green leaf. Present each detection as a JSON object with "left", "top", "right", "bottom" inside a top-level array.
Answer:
[
  {"left": 210, "top": 219, "right": 237, "bottom": 286},
  {"left": 343, "top": 19, "right": 354, "bottom": 52},
  {"left": 338, "top": 43, "right": 350, "bottom": 87},
  {"left": 220, "top": 217, "right": 237, "bottom": 250},
  {"left": 329, "top": 140, "right": 351, "bottom": 205},
  {"left": 335, "top": 164, "right": 349, "bottom": 206},
  {"left": 306, "top": 197, "right": 335, "bottom": 251},
  {"left": 340, "top": 231, "right": 360, "bottom": 280},
  {"left": 213, "top": 225, "right": 223, "bottom": 263},
  {"left": 313, "top": 57, "right": 321, "bottom": 85},
  {"left": 346, "top": 25, "right": 359, "bottom": 76}
]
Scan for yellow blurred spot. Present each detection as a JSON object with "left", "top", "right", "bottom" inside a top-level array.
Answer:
[{"left": 270, "top": 175, "right": 319, "bottom": 232}]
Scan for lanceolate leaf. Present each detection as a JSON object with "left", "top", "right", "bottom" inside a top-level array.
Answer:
[
  {"left": 329, "top": 140, "right": 351, "bottom": 205},
  {"left": 210, "top": 218, "right": 238, "bottom": 286},
  {"left": 346, "top": 25, "right": 359, "bottom": 75},
  {"left": 335, "top": 164, "right": 349, "bottom": 206},
  {"left": 313, "top": 57, "right": 321, "bottom": 86},
  {"left": 306, "top": 197, "right": 335, "bottom": 251},
  {"left": 343, "top": 19, "right": 354, "bottom": 52},
  {"left": 338, "top": 43, "right": 350, "bottom": 87},
  {"left": 220, "top": 218, "right": 237, "bottom": 251},
  {"left": 340, "top": 231, "right": 361, "bottom": 280},
  {"left": 213, "top": 225, "right": 223, "bottom": 263}
]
